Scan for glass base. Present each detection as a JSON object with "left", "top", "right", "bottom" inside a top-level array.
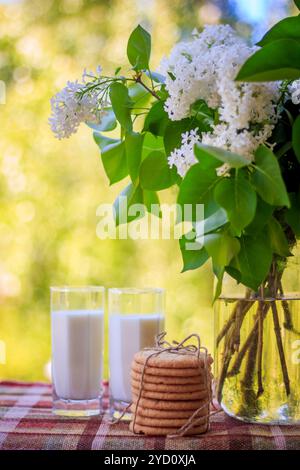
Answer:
[
  {"left": 221, "top": 401, "right": 300, "bottom": 425},
  {"left": 215, "top": 294, "right": 300, "bottom": 426},
  {"left": 53, "top": 396, "right": 102, "bottom": 417},
  {"left": 110, "top": 398, "right": 132, "bottom": 421}
]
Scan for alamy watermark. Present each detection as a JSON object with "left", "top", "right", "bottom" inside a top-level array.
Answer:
[{"left": 96, "top": 199, "right": 204, "bottom": 250}]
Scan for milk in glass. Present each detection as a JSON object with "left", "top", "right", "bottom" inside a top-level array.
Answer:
[
  {"left": 52, "top": 309, "right": 104, "bottom": 400},
  {"left": 51, "top": 286, "right": 105, "bottom": 416},
  {"left": 108, "top": 287, "right": 165, "bottom": 416},
  {"left": 109, "top": 313, "right": 164, "bottom": 402}
]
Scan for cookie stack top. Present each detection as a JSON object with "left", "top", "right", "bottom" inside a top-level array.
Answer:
[
  {"left": 130, "top": 347, "right": 213, "bottom": 436},
  {"left": 134, "top": 349, "right": 212, "bottom": 368}
]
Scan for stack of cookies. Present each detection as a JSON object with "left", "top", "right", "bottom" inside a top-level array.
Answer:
[{"left": 129, "top": 349, "right": 213, "bottom": 436}]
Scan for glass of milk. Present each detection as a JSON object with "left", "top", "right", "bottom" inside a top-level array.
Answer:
[
  {"left": 108, "top": 287, "right": 165, "bottom": 418},
  {"left": 50, "top": 286, "right": 105, "bottom": 416}
]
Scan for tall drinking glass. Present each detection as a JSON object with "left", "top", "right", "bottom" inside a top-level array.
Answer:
[
  {"left": 51, "top": 286, "right": 105, "bottom": 416},
  {"left": 108, "top": 287, "right": 165, "bottom": 418}
]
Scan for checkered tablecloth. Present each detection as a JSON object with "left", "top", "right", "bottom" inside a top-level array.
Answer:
[{"left": 0, "top": 381, "right": 299, "bottom": 450}]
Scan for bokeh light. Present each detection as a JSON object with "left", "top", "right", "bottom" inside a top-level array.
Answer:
[{"left": 0, "top": 0, "right": 294, "bottom": 381}]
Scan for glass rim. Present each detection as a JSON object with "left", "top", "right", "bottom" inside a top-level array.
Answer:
[
  {"left": 108, "top": 287, "right": 165, "bottom": 295},
  {"left": 50, "top": 286, "right": 105, "bottom": 292}
]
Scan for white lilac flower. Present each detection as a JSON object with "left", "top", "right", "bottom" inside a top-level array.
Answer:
[
  {"left": 168, "top": 128, "right": 200, "bottom": 177},
  {"left": 82, "top": 65, "right": 103, "bottom": 83},
  {"left": 289, "top": 79, "right": 300, "bottom": 105},
  {"left": 160, "top": 25, "right": 281, "bottom": 176},
  {"left": 159, "top": 25, "right": 244, "bottom": 121},
  {"left": 49, "top": 67, "right": 104, "bottom": 139}
]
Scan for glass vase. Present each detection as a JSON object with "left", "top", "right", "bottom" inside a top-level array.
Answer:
[{"left": 214, "top": 250, "right": 300, "bottom": 424}]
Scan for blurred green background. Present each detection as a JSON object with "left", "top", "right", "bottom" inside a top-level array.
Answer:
[{"left": 0, "top": 0, "right": 293, "bottom": 381}]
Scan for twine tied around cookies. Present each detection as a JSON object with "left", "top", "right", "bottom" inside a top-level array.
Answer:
[{"left": 112, "top": 332, "right": 220, "bottom": 437}]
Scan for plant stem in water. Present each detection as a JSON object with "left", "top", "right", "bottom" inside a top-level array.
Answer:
[
  {"left": 279, "top": 281, "right": 300, "bottom": 335},
  {"left": 216, "top": 289, "right": 252, "bottom": 346},
  {"left": 257, "top": 301, "right": 264, "bottom": 398},
  {"left": 271, "top": 300, "right": 290, "bottom": 396},
  {"left": 241, "top": 329, "right": 258, "bottom": 389},
  {"left": 227, "top": 302, "right": 270, "bottom": 378}
]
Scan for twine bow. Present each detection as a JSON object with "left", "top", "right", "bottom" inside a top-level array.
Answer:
[
  {"left": 127, "top": 332, "right": 218, "bottom": 437},
  {"left": 154, "top": 331, "right": 202, "bottom": 356}
]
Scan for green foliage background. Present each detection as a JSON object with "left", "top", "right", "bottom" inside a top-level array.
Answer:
[{"left": 0, "top": 0, "right": 217, "bottom": 381}]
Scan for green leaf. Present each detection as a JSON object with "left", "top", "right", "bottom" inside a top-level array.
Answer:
[
  {"left": 87, "top": 108, "right": 117, "bottom": 132},
  {"left": 109, "top": 82, "right": 133, "bottom": 131},
  {"left": 236, "top": 39, "right": 300, "bottom": 82},
  {"left": 214, "top": 172, "right": 257, "bottom": 233},
  {"left": 142, "top": 133, "right": 165, "bottom": 158},
  {"left": 128, "top": 82, "right": 151, "bottom": 113},
  {"left": 292, "top": 115, "right": 300, "bottom": 163},
  {"left": 285, "top": 192, "right": 300, "bottom": 237},
  {"left": 204, "top": 233, "right": 240, "bottom": 267},
  {"left": 143, "top": 190, "right": 160, "bottom": 216},
  {"left": 140, "top": 150, "right": 176, "bottom": 190},
  {"left": 203, "top": 199, "right": 221, "bottom": 219},
  {"left": 101, "top": 140, "right": 128, "bottom": 185},
  {"left": 258, "top": 17, "right": 300, "bottom": 47},
  {"left": 125, "top": 131, "right": 144, "bottom": 183},
  {"left": 194, "top": 146, "right": 221, "bottom": 170},
  {"left": 157, "top": 85, "right": 168, "bottom": 101},
  {"left": 177, "top": 164, "right": 218, "bottom": 221},
  {"left": 167, "top": 71, "right": 176, "bottom": 81},
  {"left": 195, "top": 143, "right": 250, "bottom": 168},
  {"left": 203, "top": 208, "right": 228, "bottom": 234},
  {"left": 267, "top": 217, "right": 290, "bottom": 257},
  {"left": 193, "top": 209, "right": 227, "bottom": 247},
  {"left": 179, "top": 232, "right": 209, "bottom": 272},
  {"left": 232, "top": 233, "right": 273, "bottom": 291},
  {"left": 93, "top": 132, "right": 119, "bottom": 151},
  {"left": 143, "top": 100, "right": 169, "bottom": 136},
  {"left": 114, "top": 184, "right": 160, "bottom": 225},
  {"left": 225, "top": 265, "right": 242, "bottom": 284},
  {"left": 213, "top": 267, "right": 225, "bottom": 302},
  {"left": 275, "top": 141, "right": 293, "bottom": 159},
  {"left": 245, "top": 197, "right": 274, "bottom": 234},
  {"left": 164, "top": 118, "right": 195, "bottom": 155},
  {"left": 295, "top": 0, "right": 300, "bottom": 10},
  {"left": 190, "top": 99, "right": 214, "bottom": 131},
  {"left": 127, "top": 24, "right": 151, "bottom": 71},
  {"left": 252, "top": 145, "right": 290, "bottom": 207},
  {"left": 113, "top": 183, "right": 144, "bottom": 225}
]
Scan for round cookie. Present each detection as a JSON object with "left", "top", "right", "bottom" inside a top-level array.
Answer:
[
  {"left": 132, "top": 396, "right": 206, "bottom": 411},
  {"left": 131, "top": 370, "right": 206, "bottom": 385},
  {"left": 132, "top": 362, "right": 203, "bottom": 377},
  {"left": 129, "top": 421, "right": 208, "bottom": 436},
  {"left": 131, "top": 403, "right": 208, "bottom": 419},
  {"left": 131, "top": 404, "right": 194, "bottom": 419},
  {"left": 131, "top": 378, "right": 206, "bottom": 393},
  {"left": 134, "top": 414, "right": 208, "bottom": 428},
  {"left": 132, "top": 387, "right": 209, "bottom": 401},
  {"left": 133, "top": 349, "right": 213, "bottom": 369}
]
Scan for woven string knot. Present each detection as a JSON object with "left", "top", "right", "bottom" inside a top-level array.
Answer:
[
  {"left": 154, "top": 332, "right": 202, "bottom": 357},
  {"left": 131, "top": 331, "right": 215, "bottom": 437}
]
